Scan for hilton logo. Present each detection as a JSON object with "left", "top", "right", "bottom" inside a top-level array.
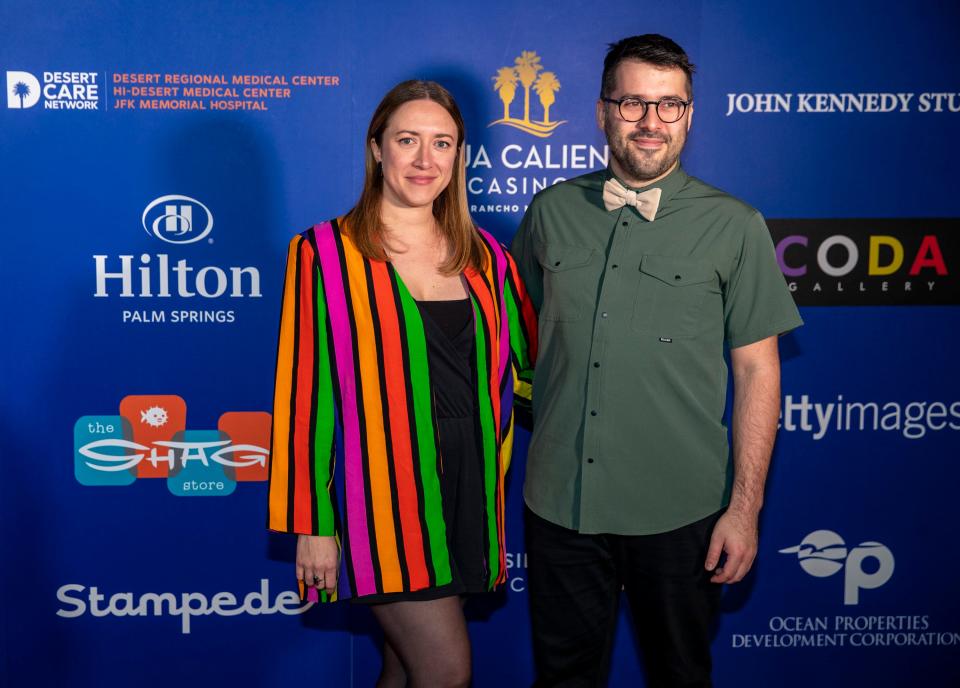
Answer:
[{"left": 141, "top": 195, "right": 214, "bottom": 245}]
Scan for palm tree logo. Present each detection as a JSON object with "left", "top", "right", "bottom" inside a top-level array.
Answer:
[
  {"left": 534, "top": 72, "right": 560, "bottom": 123},
  {"left": 490, "top": 51, "right": 565, "bottom": 138},
  {"left": 6, "top": 71, "right": 41, "bottom": 109},
  {"left": 493, "top": 67, "right": 518, "bottom": 121},
  {"left": 515, "top": 51, "right": 541, "bottom": 123},
  {"left": 12, "top": 81, "right": 31, "bottom": 109}
]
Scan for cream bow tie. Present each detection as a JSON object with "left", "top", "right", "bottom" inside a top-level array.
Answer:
[{"left": 602, "top": 178, "right": 662, "bottom": 221}]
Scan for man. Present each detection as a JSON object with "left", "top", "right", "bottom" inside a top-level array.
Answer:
[{"left": 512, "top": 34, "right": 803, "bottom": 687}]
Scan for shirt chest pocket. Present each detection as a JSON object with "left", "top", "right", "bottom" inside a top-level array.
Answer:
[
  {"left": 539, "top": 245, "right": 595, "bottom": 322},
  {"left": 631, "top": 255, "right": 721, "bottom": 338}
]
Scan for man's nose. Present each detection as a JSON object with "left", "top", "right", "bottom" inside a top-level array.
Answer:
[{"left": 637, "top": 102, "right": 661, "bottom": 127}]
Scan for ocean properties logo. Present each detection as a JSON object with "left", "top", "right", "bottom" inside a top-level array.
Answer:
[
  {"left": 75, "top": 394, "right": 270, "bottom": 496},
  {"left": 779, "top": 530, "right": 894, "bottom": 605},
  {"left": 728, "top": 530, "right": 960, "bottom": 650},
  {"left": 7, "top": 70, "right": 100, "bottom": 110}
]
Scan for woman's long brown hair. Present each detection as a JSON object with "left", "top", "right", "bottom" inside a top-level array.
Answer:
[{"left": 343, "top": 80, "right": 485, "bottom": 274}]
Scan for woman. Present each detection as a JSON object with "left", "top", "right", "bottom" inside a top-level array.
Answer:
[{"left": 268, "top": 80, "right": 537, "bottom": 687}]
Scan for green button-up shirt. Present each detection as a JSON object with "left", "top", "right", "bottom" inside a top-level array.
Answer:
[{"left": 512, "top": 165, "right": 803, "bottom": 535}]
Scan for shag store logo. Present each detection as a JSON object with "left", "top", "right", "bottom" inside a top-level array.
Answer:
[
  {"left": 6, "top": 70, "right": 99, "bottom": 110},
  {"left": 75, "top": 394, "right": 271, "bottom": 496},
  {"left": 490, "top": 51, "right": 565, "bottom": 138},
  {"left": 780, "top": 529, "right": 895, "bottom": 605},
  {"left": 142, "top": 195, "right": 214, "bottom": 244}
]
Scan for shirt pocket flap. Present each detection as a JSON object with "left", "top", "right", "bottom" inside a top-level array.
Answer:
[
  {"left": 639, "top": 255, "right": 715, "bottom": 287},
  {"left": 542, "top": 246, "right": 594, "bottom": 272}
]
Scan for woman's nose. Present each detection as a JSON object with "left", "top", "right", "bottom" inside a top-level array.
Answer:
[{"left": 413, "top": 144, "right": 433, "bottom": 168}]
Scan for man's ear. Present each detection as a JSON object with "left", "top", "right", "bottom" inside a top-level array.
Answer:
[{"left": 596, "top": 99, "right": 606, "bottom": 132}]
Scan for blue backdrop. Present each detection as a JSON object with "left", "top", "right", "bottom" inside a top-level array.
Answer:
[{"left": 2, "top": 1, "right": 959, "bottom": 686}]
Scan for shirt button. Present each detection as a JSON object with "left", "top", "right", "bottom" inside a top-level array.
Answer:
[
  {"left": 601, "top": 312, "right": 608, "bottom": 318},
  {"left": 590, "top": 410, "right": 598, "bottom": 416},
  {"left": 587, "top": 457, "right": 595, "bottom": 464},
  {"left": 593, "top": 361, "right": 600, "bottom": 368},
  {"left": 612, "top": 264, "right": 619, "bottom": 269},
  {"left": 622, "top": 221, "right": 628, "bottom": 227}
]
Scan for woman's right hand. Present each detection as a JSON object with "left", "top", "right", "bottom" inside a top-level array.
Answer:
[{"left": 296, "top": 535, "right": 339, "bottom": 597}]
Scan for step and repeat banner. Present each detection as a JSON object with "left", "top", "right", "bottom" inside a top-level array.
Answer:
[{"left": 2, "top": 1, "right": 958, "bottom": 686}]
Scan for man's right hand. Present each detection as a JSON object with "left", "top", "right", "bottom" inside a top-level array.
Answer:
[{"left": 296, "top": 535, "right": 339, "bottom": 597}]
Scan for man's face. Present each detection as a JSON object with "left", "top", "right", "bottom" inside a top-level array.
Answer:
[{"left": 597, "top": 60, "right": 693, "bottom": 186}]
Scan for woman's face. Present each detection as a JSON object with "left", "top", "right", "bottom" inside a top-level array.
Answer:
[{"left": 372, "top": 98, "right": 459, "bottom": 212}]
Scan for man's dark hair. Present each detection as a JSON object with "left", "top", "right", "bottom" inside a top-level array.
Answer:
[{"left": 600, "top": 34, "right": 696, "bottom": 99}]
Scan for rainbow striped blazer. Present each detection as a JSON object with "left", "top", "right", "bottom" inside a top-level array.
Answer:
[{"left": 268, "top": 219, "right": 537, "bottom": 600}]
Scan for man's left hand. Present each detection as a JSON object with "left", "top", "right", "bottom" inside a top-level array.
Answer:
[{"left": 704, "top": 509, "right": 758, "bottom": 584}]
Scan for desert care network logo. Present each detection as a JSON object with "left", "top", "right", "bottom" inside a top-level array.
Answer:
[
  {"left": 467, "top": 50, "right": 608, "bottom": 215},
  {"left": 75, "top": 394, "right": 270, "bottom": 496},
  {"left": 57, "top": 579, "right": 310, "bottom": 634},
  {"left": 729, "top": 529, "right": 960, "bottom": 650},
  {"left": 7, "top": 70, "right": 100, "bottom": 110},
  {"left": 767, "top": 219, "right": 958, "bottom": 305},
  {"left": 93, "top": 194, "right": 262, "bottom": 324},
  {"left": 778, "top": 394, "right": 960, "bottom": 441}
]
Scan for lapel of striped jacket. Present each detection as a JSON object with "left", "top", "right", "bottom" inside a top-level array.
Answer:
[{"left": 464, "top": 239, "right": 503, "bottom": 442}]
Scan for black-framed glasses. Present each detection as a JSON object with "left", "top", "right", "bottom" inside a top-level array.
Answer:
[{"left": 601, "top": 96, "right": 691, "bottom": 123}]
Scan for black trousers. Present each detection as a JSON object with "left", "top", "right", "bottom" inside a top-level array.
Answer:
[{"left": 525, "top": 506, "right": 723, "bottom": 688}]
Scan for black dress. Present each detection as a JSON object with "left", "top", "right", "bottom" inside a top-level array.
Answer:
[{"left": 354, "top": 298, "right": 489, "bottom": 604}]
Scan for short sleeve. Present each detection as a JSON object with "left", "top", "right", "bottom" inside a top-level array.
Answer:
[
  {"left": 511, "top": 202, "right": 544, "bottom": 312},
  {"left": 723, "top": 212, "right": 804, "bottom": 349}
]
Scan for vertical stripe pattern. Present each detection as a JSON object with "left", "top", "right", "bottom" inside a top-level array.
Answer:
[{"left": 268, "top": 221, "right": 537, "bottom": 600}]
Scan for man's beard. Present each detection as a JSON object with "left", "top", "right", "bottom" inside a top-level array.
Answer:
[{"left": 606, "top": 123, "right": 684, "bottom": 184}]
